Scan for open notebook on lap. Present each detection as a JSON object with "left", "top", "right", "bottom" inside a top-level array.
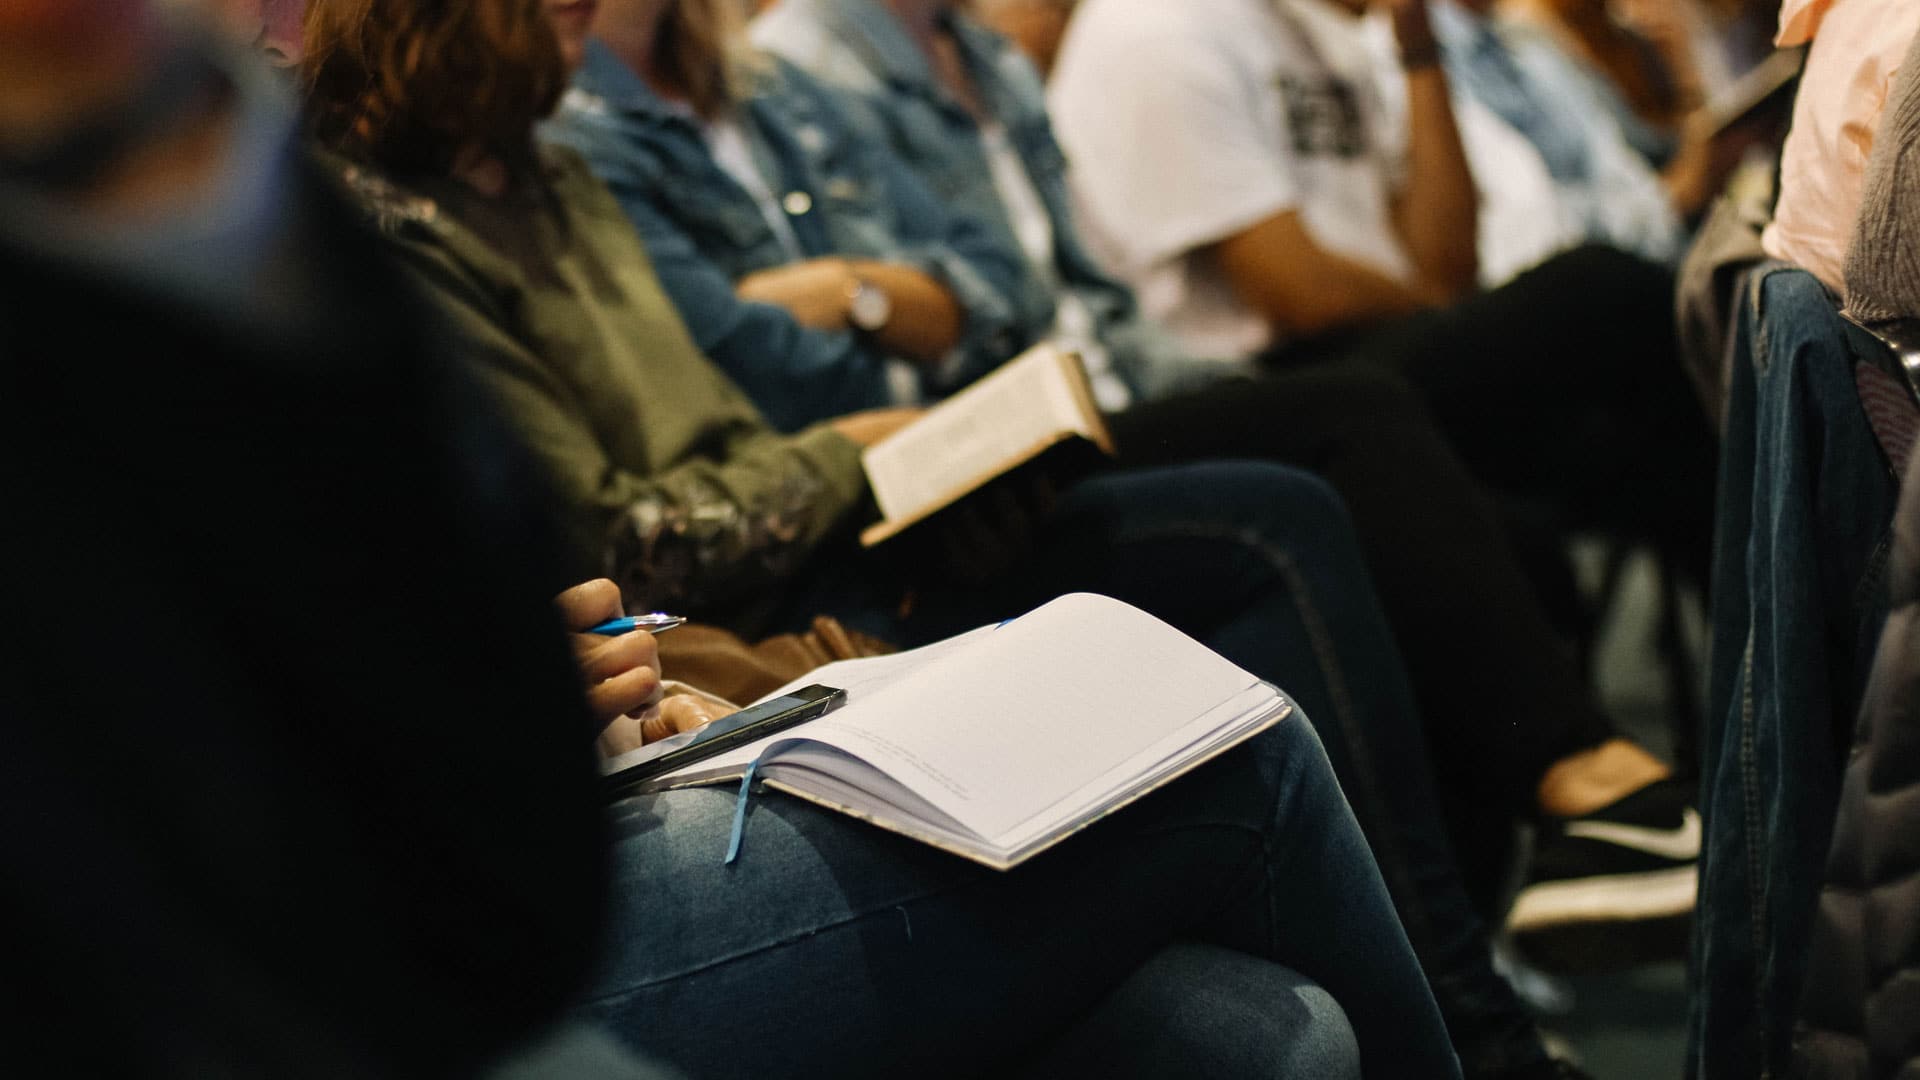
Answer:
[{"left": 602, "top": 594, "right": 1291, "bottom": 870}]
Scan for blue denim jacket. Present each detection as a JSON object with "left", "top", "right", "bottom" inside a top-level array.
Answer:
[
  {"left": 1693, "top": 265, "right": 1898, "bottom": 1078},
  {"left": 754, "top": 0, "right": 1214, "bottom": 400},
  {"left": 544, "top": 41, "right": 1030, "bottom": 433}
]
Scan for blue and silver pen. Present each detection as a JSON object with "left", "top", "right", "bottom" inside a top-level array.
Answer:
[{"left": 588, "top": 612, "right": 687, "bottom": 636}]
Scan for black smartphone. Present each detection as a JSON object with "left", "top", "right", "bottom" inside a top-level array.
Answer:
[{"left": 602, "top": 683, "right": 846, "bottom": 798}]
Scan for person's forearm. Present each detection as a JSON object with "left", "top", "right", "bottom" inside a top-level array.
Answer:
[
  {"left": 1255, "top": 249, "right": 1437, "bottom": 335},
  {"left": 1661, "top": 156, "right": 1709, "bottom": 217},
  {"left": 845, "top": 259, "right": 964, "bottom": 365},
  {"left": 1213, "top": 209, "right": 1444, "bottom": 339},
  {"left": 600, "top": 422, "right": 869, "bottom": 612},
  {"left": 1393, "top": 63, "right": 1479, "bottom": 297},
  {"left": 1660, "top": 112, "right": 1731, "bottom": 217}
]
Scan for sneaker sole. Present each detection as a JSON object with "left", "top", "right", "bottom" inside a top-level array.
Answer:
[{"left": 1507, "top": 864, "right": 1697, "bottom": 932}]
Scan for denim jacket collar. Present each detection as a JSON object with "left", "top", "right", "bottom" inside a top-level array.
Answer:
[
  {"left": 811, "top": 0, "right": 1028, "bottom": 125},
  {"left": 811, "top": 0, "right": 944, "bottom": 95},
  {"left": 946, "top": 16, "right": 1045, "bottom": 129},
  {"left": 564, "top": 40, "right": 846, "bottom": 257},
  {"left": 571, "top": 38, "right": 693, "bottom": 128}
]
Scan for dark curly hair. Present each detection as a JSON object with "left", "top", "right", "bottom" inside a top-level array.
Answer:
[{"left": 300, "top": 0, "right": 566, "bottom": 178}]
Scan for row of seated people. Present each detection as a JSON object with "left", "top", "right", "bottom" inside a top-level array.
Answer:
[
  {"left": 8, "top": 3, "right": 1469, "bottom": 1079},
  {"left": 326, "top": 0, "right": 1719, "bottom": 1074},
  {"left": 948, "top": 2, "right": 1920, "bottom": 1073},
  {"left": 966, "top": 0, "right": 1775, "bottom": 287},
  {"left": 11, "top": 0, "right": 1911, "bottom": 1076},
  {"left": 311, "top": 2, "right": 1660, "bottom": 1076},
  {"left": 3, "top": 0, "right": 1743, "bottom": 1068},
  {"left": 966, "top": 0, "right": 1782, "bottom": 173},
  {"left": 553, "top": 0, "right": 1721, "bottom": 1071}
]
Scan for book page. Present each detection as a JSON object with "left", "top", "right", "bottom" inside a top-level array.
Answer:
[
  {"left": 767, "top": 593, "right": 1264, "bottom": 844},
  {"left": 862, "top": 344, "right": 1094, "bottom": 524},
  {"left": 643, "top": 625, "right": 1001, "bottom": 783},
  {"left": 745, "top": 624, "right": 997, "bottom": 706},
  {"left": 760, "top": 689, "right": 1285, "bottom": 869},
  {"left": 989, "top": 683, "right": 1282, "bottom": 852}
]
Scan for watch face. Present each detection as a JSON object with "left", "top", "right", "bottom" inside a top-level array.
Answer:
[{"left": 850, "top": 281, "right": 893, "bottom": 332}]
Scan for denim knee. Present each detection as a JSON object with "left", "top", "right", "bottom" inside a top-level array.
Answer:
[{"left": 1018, "top": 942, "right": 1362, "bottom": 1080}]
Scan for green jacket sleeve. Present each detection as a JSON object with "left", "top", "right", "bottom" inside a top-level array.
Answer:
[{"left": 396, "top": 243, "right": 871, "bottom": 612}]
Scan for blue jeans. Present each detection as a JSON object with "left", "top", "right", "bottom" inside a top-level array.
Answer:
[
  {"left": 595, "top": 461, "right": 1525, "bottom": 1075},
  {"left": 1014, "top": 942, "right": 1363, "bottom": 1078},
  {"left": 872, "top": 461, "right": 1538, "bottom": 1076},
  {"left": 1690, "top": 266, "right": 1897, "bottom": 1078},
  {"left": 581, "top": 707, "right": 1443, "bottom": 1078}
]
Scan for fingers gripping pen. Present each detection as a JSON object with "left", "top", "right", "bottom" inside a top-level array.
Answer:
[{"left": 587, "top": 612, "right": 686, "bottom": 636}]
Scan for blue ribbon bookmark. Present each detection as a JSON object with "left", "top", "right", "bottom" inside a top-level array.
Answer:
[{"left": 724, "top": 757, "right": 762, "bottom": 865}]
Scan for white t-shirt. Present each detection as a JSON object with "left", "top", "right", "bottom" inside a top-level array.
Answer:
[
  {"left": 1050, "top": 0, "right": 1414, "bottom": 359},
  {"left": 1363, "top": 7, "right": 1678, "bottom": 285}
]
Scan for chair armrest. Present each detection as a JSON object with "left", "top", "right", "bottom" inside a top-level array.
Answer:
[{"left": 1843, "top": 312, "right": 1920, "bottom": 409}]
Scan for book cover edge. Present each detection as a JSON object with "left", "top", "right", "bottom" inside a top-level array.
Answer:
[{"left": 751, "top": 695, "right": 1293, "bottom": 871}]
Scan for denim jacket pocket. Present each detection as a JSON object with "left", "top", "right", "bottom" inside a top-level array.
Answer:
[
  {"left": 815, "top": 174, "right": 893, "bottom": 255},
  {"left": 782, "top": 120, "right": 874, "bottom": 212},
  {"left": 765, "top": 114, "right": 903, "bottom": 262},
  {"left": 653, "top": 178, "right": 784, "bottom": 268},
  {"left": 884, "top": 98, "right": 980, "bottom": 201}
]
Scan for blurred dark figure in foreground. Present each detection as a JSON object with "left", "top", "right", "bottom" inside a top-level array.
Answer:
[{"left": 0, "top": 3, "right": 631, "bottom": 1075}]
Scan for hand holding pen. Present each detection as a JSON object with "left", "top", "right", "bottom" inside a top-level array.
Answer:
[
  {"left": 553, "top": 581, "right": 709, "bottom": 753},
  {"left": 587, "top": 612, "right": 685, "bottom": 636}
]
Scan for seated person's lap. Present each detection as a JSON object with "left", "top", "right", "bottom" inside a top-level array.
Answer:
[{"left": 581, "top": 713, "right": 1418, "bottom": 1078}]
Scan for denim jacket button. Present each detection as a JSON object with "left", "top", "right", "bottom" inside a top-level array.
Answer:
[{"left": 782, "top": 191, "right": 813, "bottom": 216}]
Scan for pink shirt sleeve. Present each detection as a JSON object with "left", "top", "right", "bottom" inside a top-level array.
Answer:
[
  {"left": 1761, "top": 0, "right": 1920, "bottom": 296},
  {"left": 1773, "top": 0, "right": 1833, "bottom": 48}
]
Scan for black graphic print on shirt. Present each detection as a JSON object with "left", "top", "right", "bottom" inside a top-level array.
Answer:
[{"left": 1277, "top": 75, "right": 1368, "bottom": 159}]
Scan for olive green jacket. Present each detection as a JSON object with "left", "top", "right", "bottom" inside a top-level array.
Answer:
[{"left": 330, "top": 146, "right": 869, "bottom": 615}]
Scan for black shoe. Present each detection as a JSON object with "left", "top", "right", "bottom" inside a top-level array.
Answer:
[{"left": 1508, "top": 778, "right": 1698, "bottom": 971}]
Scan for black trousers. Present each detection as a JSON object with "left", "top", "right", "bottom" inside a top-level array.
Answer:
[
  {"left": 1268, "top": 244, "right": 1715, "bottom": 585},
  {"left": 1109, "top": 366, "right": 1613, "bottom": 821},
  {"left": 1111, "top": 245, "right": 1711, "bottom": 829}
]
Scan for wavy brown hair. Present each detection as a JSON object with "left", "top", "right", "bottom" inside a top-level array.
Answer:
[{"left": 300, "top": 0, "right": 566, "bottom": 177}]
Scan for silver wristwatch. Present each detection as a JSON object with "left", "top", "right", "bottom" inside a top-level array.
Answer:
[{"left": 847, "top": 276, "right": 894, "bottom": 333}]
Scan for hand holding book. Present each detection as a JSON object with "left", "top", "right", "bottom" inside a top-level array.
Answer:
[
  {"left": 828, "top": 405, "right": 924, "bottom": 448},
  {"left": 858, "top": 343, "right": 1114, "bottom": 547}
]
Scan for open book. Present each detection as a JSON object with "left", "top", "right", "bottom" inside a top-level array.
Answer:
[
  {"left": 860, "top": 343, "right": 1115, "bottom": 546},
  {"left": 621, "top": 593, "right": 1291, "bottom": 870}
]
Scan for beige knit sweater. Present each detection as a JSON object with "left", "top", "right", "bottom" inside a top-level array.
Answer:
[{"left": 1843, "top": 27, "right": 1920, "bottom": 323}]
